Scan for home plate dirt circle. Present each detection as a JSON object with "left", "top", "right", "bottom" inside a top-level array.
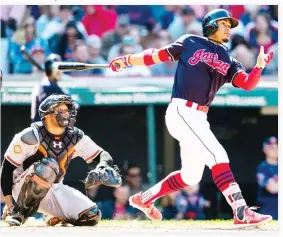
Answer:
[{"left": 0, "top": 219, "right": 278, "bottom": 237}]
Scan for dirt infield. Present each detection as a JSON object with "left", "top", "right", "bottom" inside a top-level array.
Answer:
[{"left": 0, "top": 219, "right": 279, "bottom": 237}]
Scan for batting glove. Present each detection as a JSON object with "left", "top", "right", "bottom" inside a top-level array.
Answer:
[{"left": 109, "top": 55, "right": 131, "bottom": 72}]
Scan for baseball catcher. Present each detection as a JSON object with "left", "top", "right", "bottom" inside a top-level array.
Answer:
[
  {"left": 108, "top": 9, "right": 274, "bottom": 227},
  {"left": 1, "top": 94, "right": 122, "bottom": 226}
]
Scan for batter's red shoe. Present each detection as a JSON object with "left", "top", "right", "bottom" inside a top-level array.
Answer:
[
  {"left": 129, "top": 192, "right": 162, "bottom": 220},
  {"left": 234, "top": 206, "right": 272, "bottom": 228}
]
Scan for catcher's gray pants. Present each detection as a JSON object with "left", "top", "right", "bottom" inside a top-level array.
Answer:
[{"left": 12, "top": 165, "right": 95, "bottom": 219}]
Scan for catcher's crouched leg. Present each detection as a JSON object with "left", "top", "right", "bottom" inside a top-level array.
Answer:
[
  {"left": 7, "top": 158, "right": 59, "bottom": 226},
  {"left": 68, "top": 204, "right": 102, "bottom": 226}
]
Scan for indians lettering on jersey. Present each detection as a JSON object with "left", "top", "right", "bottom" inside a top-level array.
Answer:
[{"left": 188, "top": 49, "right": 230, "bottom": 76}]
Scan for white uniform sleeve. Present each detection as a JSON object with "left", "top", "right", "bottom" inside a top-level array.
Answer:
[
  {"left": 4, "top": 130, "right": 39, "bottom": 167},
  {"left": 73, "top": 135, "right": 103, "bottom": 164}
]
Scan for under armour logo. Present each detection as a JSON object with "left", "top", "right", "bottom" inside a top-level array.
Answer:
[{"left": 53, "top": 141, "right": 62, "bottom": 149}]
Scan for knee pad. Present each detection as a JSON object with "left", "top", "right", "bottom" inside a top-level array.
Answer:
[
  {"left": 180, "top": 168, "right": 203, "bottom": 186},
  {"left": 34, "top": 158, "right": 59, "bottom": 184},
  {"left": 73, "top": 204, "right": 101, "bottom": 226}
]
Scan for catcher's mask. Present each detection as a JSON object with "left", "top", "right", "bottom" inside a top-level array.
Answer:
[{"left": 39, "top": 94, "right": 77, "bottom": 128}]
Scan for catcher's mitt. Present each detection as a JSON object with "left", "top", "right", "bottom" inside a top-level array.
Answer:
[{"left": 84, "top": 165, "right": 122, "bottom": 190}]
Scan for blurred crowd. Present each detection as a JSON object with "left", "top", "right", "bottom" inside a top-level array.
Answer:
[{"left": 0, "top": 5, "right": 278, "bottom": 77}]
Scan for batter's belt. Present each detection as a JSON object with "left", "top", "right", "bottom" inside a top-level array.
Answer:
[{"left": 170, "top": 98, "right": 209, "bottom": 113}]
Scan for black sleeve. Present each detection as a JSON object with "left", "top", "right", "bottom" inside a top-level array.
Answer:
[
  {"left": 161, "top": 34, "right": 190, "bottom": 61},
  {"left": 1, "top": 159, "right": 17, "bottom": 196},
  {"left": 87, "top": 150, "right": 113, "bottom": 170},
  {"left": 226, "top": 57, "right": 245, "bottom": 84}
]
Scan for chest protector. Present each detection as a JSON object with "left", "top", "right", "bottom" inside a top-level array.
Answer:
[{"left": 31, "top": 122, "right": 84, "bottom": 182}]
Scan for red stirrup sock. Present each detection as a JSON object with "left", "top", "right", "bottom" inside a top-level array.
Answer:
[
  {"left": 211, "top": 163, "right": 247, "bottom": 219},
  {"left": 141, "top": 170, "right": 188, "bottom": 204}
]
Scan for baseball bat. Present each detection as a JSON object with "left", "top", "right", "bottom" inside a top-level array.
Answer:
[
  {"left": 52, "top": 62, "right": 109, "bottom": 72},
  {"left": 20, "top": 45, "right": 44, "bottom": 71}
]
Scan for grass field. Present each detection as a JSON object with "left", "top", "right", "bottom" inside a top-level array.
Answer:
[{"left": 0, "top": 219, "right": 279, "bottom": 237}]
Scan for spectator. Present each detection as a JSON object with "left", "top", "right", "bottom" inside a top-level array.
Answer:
[
  {"left": 0, "top": 189, "right": 4, "bottom": 217},
  {"left": 86, "top": 35, "right": 107, "bottom": 71},
  {"left": 175, "top": 184, "right": 211, "bottom": 220},
  {"left": 72, "top": 6, "right": 85, "bottom": 22},
  {"left": 256, "top": 136, "right": 278, "bottom": 220},
  {"left": 82, "top": 5, "right": 117, "bottom": 37},
  {"left": 98, "top": 185, "right": 139, "bottom": 220},
  {"left": 241, "top": 5, "right": 261, "bottom": 26},
  {"left": 160, "top": 6, "right": 176, "bottom": 30},
  {"left": 124, "top": 164, "right": 150, "bottom": 196},
  {"left": 42, "top": 5, "right": 73, "bottom": 40},
  {"left": 86, "top": 185, "right": 101, "bottom": 201},
  {"left": 68, "top": 42, "right": 91, "bottom": 75},
  {"left": 160, "top": 192, "right": 179, "bottom": 220},
  {"left": 107, "top": 34, "right": 143, "bottom": 62},
  {"left": 230, "top": 34, "right": 256, "bottom": 72},
  {"left": 69, "top": 42, "right": 104, "bottom": 75},
  {"left": 247, "top": 13, "right": 278, "bottom": 54},
  {"left": 1, "top": 19, "right": 9, "bottom": 74},
  {"left": 265, "top": 43, "right": 278, "bottom": 75},
  {"left": 115, "top": 5, "right": 155, "bottom": 28},
  {"left": 30, "top": 46, "right": 46, "bottom": 73},
  {"left": 228, "top": 5, "right": 245, "bottom": 20},
  {"left": 0, "top": 5, "right": 27, "bottom": 38},
  {"left": 168, "top": 6, "right": 202, "bottom": 41},
  {"left": 268, "top": 5, "right": 278, "bottom": 21},
  {"left": 9, "top": 16, "right": 50, "bottom": 74},
  {"left": 150, "top": 30, "right": 177, "bottom": 76},
  {"left": 36, "top": 6, "right": 60, "bottom": 37},
  {"left": 186, "top": 21, "right": 202, "bottom": 36},
  {"left": 56, "top": 21, "right": 84, "bottom": 62},
  {"left": 42, "top": 5, "right": 87, "bottom": 50},
  {"left": 100, "top": 14, "right": 130, "bottom": 59}
]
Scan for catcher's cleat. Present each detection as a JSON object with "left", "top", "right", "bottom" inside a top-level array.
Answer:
[
  {"left": 129, "top": 192, "right": 162, "bottom": 220},
  {"left": 233, "top": 206, "right": 272, "bottom": 228},
  {"left": 5, "top": 213, "right": 25, "bottom": 226},
  {"left": 46, "top": 216, "right": 66, "bottom": 226}
]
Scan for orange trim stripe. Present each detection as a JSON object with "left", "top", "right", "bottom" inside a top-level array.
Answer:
[
  {"left": 32, "top": 174, "right": 51, "bottom": 189},
  {"left": 38, "top": 145, "right": 48, "bottom": 157},
  {"left": 85, "top": 149, "right": 102, "bottom": 162},
  {"left": 6, "top": 156, "right": 20, "bottom": 166},
  {"left": 59, "top": 146, "right": 75, "bottom": 175}
]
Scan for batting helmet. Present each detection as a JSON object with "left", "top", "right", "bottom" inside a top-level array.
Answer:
[
  {"left": 202, "top": 9, "right": 239, "bottom": 37},
  {"left": 39, "top": 94, "right": 77, "bottom": 128},
  {"left": 44, "top": 54, "right": 61, "bottom": 77}
]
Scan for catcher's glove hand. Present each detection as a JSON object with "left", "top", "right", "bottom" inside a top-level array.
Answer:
[{"left": 84, "top": 165, "right": 122, "bottom": 190}]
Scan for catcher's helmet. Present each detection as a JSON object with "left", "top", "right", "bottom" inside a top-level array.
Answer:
[
  {"left": 44, "top": 54, "right": 61, "bottom": 77},
  {"left": 39, "top": 94, "right": 77, "bottom": 128},
  {"left": 202, "top": 9, "right": 239, "bottom": 37}
]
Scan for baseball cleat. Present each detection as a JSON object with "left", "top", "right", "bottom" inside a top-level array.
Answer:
[
  {"left": 5, "top": 214, "right": 24, "bottom": 226},
  {"left": 233, "top": 206, "right": 272, "bottom": 228},
  {"left": 46, "top": 216, "right": 66, "bottom": 226},
  {"left": 129, "top": 192, "right": 162, "bottom": 220}
]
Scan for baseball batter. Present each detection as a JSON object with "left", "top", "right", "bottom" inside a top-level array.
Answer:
[
  {"left": 1, "top": 94, "right": 122, "bottom": 226},
  {"left": 109, "top": 9, "right": 274, "bottom": 227}
]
